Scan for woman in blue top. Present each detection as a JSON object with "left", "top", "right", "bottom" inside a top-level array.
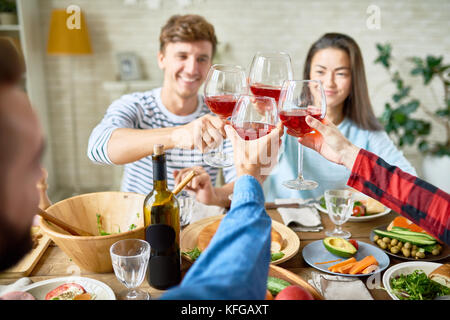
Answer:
[{"left": 264, "top": 33, "right": 416, "bottom": 201}]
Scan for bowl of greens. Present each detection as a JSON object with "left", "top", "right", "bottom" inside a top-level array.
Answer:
[{"left": 383, "top": 261, "right": 450, "bottom": 300}]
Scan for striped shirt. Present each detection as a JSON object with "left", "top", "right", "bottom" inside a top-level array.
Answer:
[
  {"left": 87, "top": 88, "right": 236, "bottom": 195},
  {"left": 348, "top": 149, "right": 450, "bottom": 245}
]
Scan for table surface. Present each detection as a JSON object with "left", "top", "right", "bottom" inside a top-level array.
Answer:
[{"left": 1, "top": 208, "right": 448, "bottom": 300}]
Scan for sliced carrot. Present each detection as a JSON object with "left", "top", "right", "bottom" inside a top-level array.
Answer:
[
  {"left": 315, "top": 259, "right": 342, "bottom": 265},
  {"left": 327, "top": 257, "right": 356, "bottom": 272},
  {"left": 336, "top": 262, "right": 358, "bottom": 274},
  {"left": 361, "top": 264, "right": 379, "bottom": 274},
  {"left": 349, "top": 255, "right": 378, "bottom": 275}
]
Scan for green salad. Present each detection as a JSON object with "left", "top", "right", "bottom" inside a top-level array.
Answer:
[{"left": 390, "top": 270, "right": 450, "bottom": 300}]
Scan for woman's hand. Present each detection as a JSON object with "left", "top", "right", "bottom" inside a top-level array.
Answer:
[{"left": 298, "top": 116, "right": 360, "bottom": 170}]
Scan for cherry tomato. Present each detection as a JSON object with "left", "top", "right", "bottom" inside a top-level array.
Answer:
[
  {"left": 348, "top": 239, "right": 359, "bottom": 250},
  {"left": 352, "top": 206, "right": 364, "bottom": 217}
]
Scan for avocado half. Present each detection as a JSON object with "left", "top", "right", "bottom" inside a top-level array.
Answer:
[{"left": 323, "top": 237, "right": 357, "bottom": 258}]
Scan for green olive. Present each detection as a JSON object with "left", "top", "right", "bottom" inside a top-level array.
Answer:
[
  {"left": 404, "top": 242, "right": 412, "bottom": 249},
  {"left": 432, "top": 249, "right": 440, "bottom": 256},
  {"left": 377, "top": 239, "right": 384, "bottom": 246},
  {"left": 402, "top": 247, "right": 411, "bottom": 257},
  {"left": 416, "top": 251, "right": 425, "bottom": 259},
  {"left": 390, "top": 246, "right": 400, "bottom": 254},
  {"left": 387, "top": 244, "right": 392, "bottom": 250},
  {"left": 396, "top": 242, "right": 403, "bottom": 249},
  {"left": 380, "top": 242, "right": 387, "bottom": 250},
  {"left": 411, "top": 250, "right": 417, "bottom": 257},
  {"left": 412, "top": 245, "right": 418, "bottom": 251},
  {"left": 382, "top": 237, "right": 391, "bottom": 243},
  {"left": 373, "top": 235, "right": 380, "bottom": 242},
  {"left": 391, "top": 239, "right": 398, "bottom": 246}
]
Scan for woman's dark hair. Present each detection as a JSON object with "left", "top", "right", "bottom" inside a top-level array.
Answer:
[{"left": 303, "top": 33, "right": 383, "bottom": 131}]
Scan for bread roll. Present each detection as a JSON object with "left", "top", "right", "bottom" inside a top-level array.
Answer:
[
  {"left": 365, "top": 197, "right": 385, "bottom": 214},
  {"left": 270, "top": 229, "right": 283, "bottom": 253},
  {"left": 429, "top": 264, "right": 450, "bottom": 288}
]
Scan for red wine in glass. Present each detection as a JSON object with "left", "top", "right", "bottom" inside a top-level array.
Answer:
[
  {"left": 279, "top": 109, "right": 322, "bottom": 137},
  {"left": 250, "top": 83, "right": 282, "bottom": 103},
  {"left": 233, "top": 121, "right": 276, "bottom": 140},
  {"left": 205, "top": 95, "right": 237, "bottom": 119}
]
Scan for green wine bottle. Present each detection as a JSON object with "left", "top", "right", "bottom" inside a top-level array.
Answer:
[{"left": 144, "top": 144, "right": 181, "bottom": 290}]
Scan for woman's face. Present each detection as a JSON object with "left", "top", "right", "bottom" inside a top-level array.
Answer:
[{"left": 310, "top": 48, "right": 352, "bottom": 112}]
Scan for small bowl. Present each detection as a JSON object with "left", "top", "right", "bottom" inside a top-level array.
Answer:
[
  {"left": 382, "top": 261, "right": 442, "bottom": 300},
  {"left": 39, "top": 192, "right": 146, "bottom": 273}
]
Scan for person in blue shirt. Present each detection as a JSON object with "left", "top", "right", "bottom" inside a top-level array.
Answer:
[
  {"left": 263, "top": 33, "right": 416, "bottom": 201},
  {"left": 162, "top": 123, "right": 283, "bottom": 300}
]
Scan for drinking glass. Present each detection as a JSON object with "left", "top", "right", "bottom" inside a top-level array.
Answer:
[
  {"left": 204, "top": 64, "right": 247, "bottom": 168},
  {"left": 231, "top": 95, "right": 279, "bottom": 141},
  {"left": 248, "top": 51, "right": 294, "bottom": 104},
  {"left": 110, "top": 239, "right": 151, "bottom": 300},
  {"left": 279, "top": 80, "right": 327, "bottom": 190},
  {"left": 177, "top": 190, "right": 195, "bottom": 228},
  {"left": 324, "top": 189, "right": 354, "bottom": 238}
]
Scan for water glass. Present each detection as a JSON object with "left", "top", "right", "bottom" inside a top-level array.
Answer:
[
  {"left": 110, "top": 239, "right": 151, "bottom": 300},
  {"left": 177, "top": 191, "right": 195, "bottom": 228},
  {"left": 324, "top": 189, "right": 354, "bottom": 239}
]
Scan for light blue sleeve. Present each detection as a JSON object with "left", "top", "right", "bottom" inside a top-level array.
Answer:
[
  {"left": 366, "top": 130, "right": 417, "bottom": 175},
  {"left": 161, "top": 175, "right": 271, "bottom": 300}
]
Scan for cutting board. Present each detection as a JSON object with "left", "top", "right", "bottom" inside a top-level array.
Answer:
[{"left": 0, "top": 228, "right": 51, "bottom": 278}]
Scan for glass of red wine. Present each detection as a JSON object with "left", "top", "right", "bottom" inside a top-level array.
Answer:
[
  {"left": 248, "top": 52, "right": 294, "bottom": 105},
  {"left": 231, "top": 95, "right": 278, "bottom": 141},
  {"left": 204, "top": 64, "right": 247, "bottom": 168},
  {"left": 279, "top": 80, "right": 327, "bottom": 190}
]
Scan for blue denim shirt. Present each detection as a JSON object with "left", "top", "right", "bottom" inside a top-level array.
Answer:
[{"left": 161, "top": 175, "right": 271, "bottom": 300}]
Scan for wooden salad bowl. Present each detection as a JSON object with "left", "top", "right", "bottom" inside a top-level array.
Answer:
[
  {"left": 268, "top": 264, "right": 324, "bottom": 300},
  {"left": 39, "top": 192, "right": 146, "bottom": 273}
]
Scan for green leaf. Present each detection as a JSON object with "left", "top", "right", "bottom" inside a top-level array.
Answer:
[
  {"left": 403, "top": 132, "right": 416, "bottom": 145},
  {"left": 271, "top": 252, "right": 285, "bottom": 261},
  {"left": 393, "top": 111, "right": 407, "bottom": 125},
  {"left": 418, "top": 141, "right": 429, "bottom": 152}
]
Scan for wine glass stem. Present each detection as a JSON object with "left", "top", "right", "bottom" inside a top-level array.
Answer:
[
  {"left": 127, "top": 288, "right": 138, "bottom": 299},
  {"left": 297, "top": 142, "right": 304, "bottom": 181},
  {"left": 216, "top": 140, "right": 224, "bottom": 158}
]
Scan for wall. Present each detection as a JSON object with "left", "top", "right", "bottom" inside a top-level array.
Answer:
[{"left": 37, "top": 0, "right": 450, "bottom": 198}]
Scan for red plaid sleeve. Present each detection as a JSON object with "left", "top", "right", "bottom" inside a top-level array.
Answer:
[{"left": 347, "top": 149, "right": 450, "bottom": 245}]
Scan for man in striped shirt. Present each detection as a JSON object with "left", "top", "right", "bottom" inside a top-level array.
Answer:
[{"left": 87, "top": 15, "right": 236, "bottom": 207}]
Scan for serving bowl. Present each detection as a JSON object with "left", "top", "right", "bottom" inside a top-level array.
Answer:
[
  {"left": 382, "top": 261, "right": 442, "bottom": 300},
  {"left": 39, "top": 192, "right": 146, "bottom": 273}
]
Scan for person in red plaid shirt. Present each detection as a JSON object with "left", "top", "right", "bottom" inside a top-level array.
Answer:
[{"left": 299, "top": 115, "right": 449, "bottom": 245}]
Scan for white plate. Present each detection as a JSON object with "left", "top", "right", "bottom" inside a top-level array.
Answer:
[
  {"left": 22, "top": 276, "right": 116, "bottom": 300},
  {"left": 314, "top": 193, "right": 391, "bottom": 222},
  {"left": 382, "top": 261, "right": 442, "bottom": 300}
]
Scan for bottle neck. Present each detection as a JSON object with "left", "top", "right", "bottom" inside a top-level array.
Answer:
[{"left": 152, "top": 154, "right": 168, "bottom": 191}]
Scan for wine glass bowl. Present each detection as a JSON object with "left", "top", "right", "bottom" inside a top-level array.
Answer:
[
  {"left": 248, "top": 51, "right": 294, "bottom": 104},
  {"left": 324, "top": 189, "right": 354, "bottom": 239},
  {"left": 231, "top": 95, "right": 278, "bottom": 141},
  {"left": 203, "top": 64, "right": 247, "bottom": 167},
  {"left": 110, "top": 239, "right": 151, "bottom": 300},
  {"left": 279, "top": 80, "right": 327, "bottom": 190}
]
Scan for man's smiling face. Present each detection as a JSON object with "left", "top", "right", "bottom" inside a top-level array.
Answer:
[{"left": 158, "top": 40, "right": 213, "bottom": 101}]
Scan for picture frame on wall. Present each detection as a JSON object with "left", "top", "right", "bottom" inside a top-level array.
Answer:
[{"left": 116, "top": 52, "right": 142, "bottom": 81}]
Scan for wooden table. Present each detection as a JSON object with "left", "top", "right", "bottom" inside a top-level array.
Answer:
[{"left": 1, "top": 209, "right": 448, "bottom": 300}]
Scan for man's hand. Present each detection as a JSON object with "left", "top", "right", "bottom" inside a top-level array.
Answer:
[
  {"left": 171, "top": 114, "right": 226, "bottom": 153},
  {"left": 224, "top": 122, "right": 284, "bottom": 184},
  {"left": 174, "top": 166, "right": 221, "bottom": 206},
  {"left": 298, "top": 116, "right": 360, "bottom": 170}
]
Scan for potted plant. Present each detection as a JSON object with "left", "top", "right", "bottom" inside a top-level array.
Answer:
[
  {"left": 375, "top": 43, "right": 449, "bottom": 192},
  {"left": 0, "top": 0, "right": 17, "bottom": 25}
]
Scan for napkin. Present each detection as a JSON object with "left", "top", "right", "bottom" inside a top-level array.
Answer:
[
  {"left": 188, "top": 201, "right": 226, "bottom": 225},
  {"left": 0, "top": 277, "right": 32, "bottom": 297},
  {"left": 308, "top": 271, "right": 374, "bottom": 300},
  {"left": 277, "top": 207, "right": 323, "bottom": 232}
]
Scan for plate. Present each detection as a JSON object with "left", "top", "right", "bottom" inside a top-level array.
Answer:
[
  {"left": 382, "top": 261, "right": 443, "bottom": 300},
  {"left": 370, "top": 224, "right": 450, "bottom": 262},
  {"left": 302, "top": 240, "right": 390, "bottom": 277},
  {"left": 314, "top": 193, "right": 391, "bottom": 222},
  {"left": 181, "top": 215, "right": 300, "bottom": 265},
  {"left": 22, "top": 276, "right": 116, "bottom": 300}
]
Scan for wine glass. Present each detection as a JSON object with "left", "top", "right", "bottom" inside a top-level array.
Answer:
[
  {"left": 110, "top": 239, "right": 151, "bottom": 300},
  {"left": 177, "top": 190, "right": 195, "bottom": 228},
  {"left": 203, "top": 64, "right": 247, "bottom": 168},
  {"left": 324, "top": 189, "right": 354, "bottom": 238},
  {"left": 231, "top": 95, "right": 278, "bottom": 141},
  {"left": 248, "top": 51, "right": 294, "bottom": 104},
  {"left": 279, "top": 80, "right": 327, "bottom": 190}
]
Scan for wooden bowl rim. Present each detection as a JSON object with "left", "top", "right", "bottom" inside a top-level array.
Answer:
[{"left": 39, "top": 191, "right": 146, "bottom": 241}]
